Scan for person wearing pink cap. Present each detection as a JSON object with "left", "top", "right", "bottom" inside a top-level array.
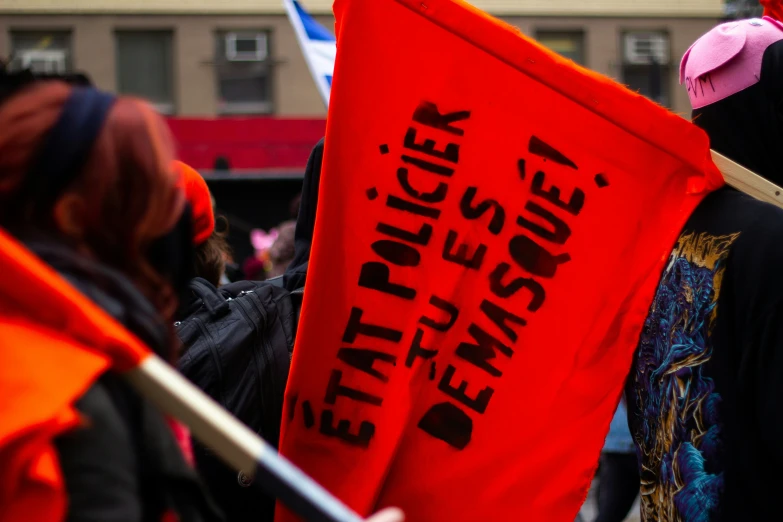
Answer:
[{"left": 624, "top": 17, "right": 783, "bottom": 521}]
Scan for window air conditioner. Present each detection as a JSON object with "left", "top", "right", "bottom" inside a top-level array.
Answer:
[
  {"left": 225, "top": 32, "right": 268, "bottom": 62},
  {"left": 19, "top": 49, "right": 67, "bottom": 73},
  {"left": 624, "top": 33, "right": 669, "bottom": 65}
]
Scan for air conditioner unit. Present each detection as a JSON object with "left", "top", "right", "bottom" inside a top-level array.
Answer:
[
  {"left": 19, "top": 49, "right": 67, "bottom": 73},
  {"left": 624, "top": 33, "right": 669, "bottom": 65},
  {"left": 225, "top": 32, "right": 268, "bottom": 62}
]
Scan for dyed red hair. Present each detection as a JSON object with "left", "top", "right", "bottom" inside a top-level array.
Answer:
[{"left": 0, "top": 81, "right": 185, "bottom": 319}]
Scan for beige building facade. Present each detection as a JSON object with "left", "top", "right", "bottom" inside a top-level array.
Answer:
[{"left": 0, "top": 0, "right": 724, "bottom": 116}]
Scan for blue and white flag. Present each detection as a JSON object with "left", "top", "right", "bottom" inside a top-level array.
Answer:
[{"left": 283, "top": 0, "right": 336, "bottom": 108}]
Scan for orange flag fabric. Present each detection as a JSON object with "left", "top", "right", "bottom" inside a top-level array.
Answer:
[
  {"left": 279, "top": 0, "right": 724, "bottom": 520},
  {"left": 0, "top": 228, "right": 151, "bottom": 522}
]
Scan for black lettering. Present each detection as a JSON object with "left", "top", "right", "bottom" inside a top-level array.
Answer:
[
  {"left": 509, "top": 235, "right": 570, "bottom": 279},
  {"left": 342, "top": 307, "right": 404, "bottom": 344},
  {"left": 403, "top": 127, "right": 459, "bottom": 163},
  {"left": 420, "top": 295, "right": 459, "bottom": 332},
  {"left": 417, "top": 402, "right": 473, "bottom": 450},
  {"left": 443, "top": 230, "right": 487, "bottom": 270},
  {"left": 320, "top": 410, "right": 375, "bottom": 448},
  {"left": 325, "top": 369, "right": 383, "bottom": 406},
  {"left": 438, "top": 364, "right": 494, "bottom": 414},
  {"left": 460, "top": 187, "right": 505, "bottom": 235},
  {"left": 480, "top": 299, "right": 526, "bottom": 343},
  {"left": 302, "top": 400, "right": 315, "bottom": 428},
  {"left": 489, "top": 263, "right": 546, "bottom": 311},
  {"left": 405, "top": 328, "right": 437, "bottom": 368},
  {"left": 402, "top": 155, "right": 454, "bottom": 177},
  {"left": 528, "top": 136, "right": 578, "bottom": 170},
  {"left": 455, "top": 324, "right": 512, "bottom": 377},
  {"left": 397, "top": 168, "right": 448, "bottom": 203},
  {"left": 516, "top": 201, "right": 571, "bottom": 244},
  {"left": 531, "top": 171, "right": 585, "bottom": 216},
  {"left": 338, "top": 348, "right": 397, "bottom": 383},
  {"left": 359, "top": 262, "right": 416, "bottom": 300},
  {"left": 371, "top": 239, "right": 421, "bottom": 267},
  {"left": 387, "top": 195, "right": 441, "bottom": 219},
  {"left": 377, "top": 221, "right": 433, "bottom": 246},
  {"left": 412, "top": 101, "right": 471, "bottom": 137}
]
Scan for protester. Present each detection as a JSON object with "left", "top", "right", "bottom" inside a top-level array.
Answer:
[
  {"left": 595, "top": 401, "right": 638, "bottom": 522},
  {"left": 267, "top": 220, "right": 296, "bottom": 278},
  {"left": 626, "top": 16, "right": 783, "bottom": 521},
  {"left": 176, "top": 161, "right": 296, "bottom": 521},
  {"left": 0, "top": 70, "right": 221, "bottom": 520},
  {"left": 176, "top": 160, "right": 231, "bottom": 288},
  {"left": 283, "top": 138, "right": 323, "bottom": 292}
]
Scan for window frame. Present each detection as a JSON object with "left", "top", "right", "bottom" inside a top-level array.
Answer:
[
  {"left": 620, "top": 29, "right": 672, "bottom": 108},
  {"left": 214, "top": 28, "right": 274, "bottom": 116},
  {"left": 114, "top": 29, "right": 176, "bottom": 115},
  {"left": 9, "top": 29, "right": 73, "bottom": 73},
  {"left": 534, "top": 29, "right": 586, "bottom": 66}
]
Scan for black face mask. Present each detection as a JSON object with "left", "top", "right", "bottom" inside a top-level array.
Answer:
[
  {"left": 692, "top": 39, "right": 783, "bottom": 187},
  {"left": 146, "top": 204, "right": 196, "bottom": 314}
]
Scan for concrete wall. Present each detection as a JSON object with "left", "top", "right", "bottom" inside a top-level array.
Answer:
[
  {"left": 0, "top": 14, "right": 327, "bottom": 116},
  {"left": 0, "top": 0, "right": 724, "bottom": 17},
  {"left": 508, "top": 16, "right": 717, "bottom": 116},
  {"left": 0, "top": 13, "right": 719, "bottom": 116}
]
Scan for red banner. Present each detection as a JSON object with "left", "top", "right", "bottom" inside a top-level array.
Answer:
[
  {"left": 166, "top": 117, "right": 325, "bottom": 171},
  {"left": 279, "top": 0, "right": 723, "bottom": 520}
]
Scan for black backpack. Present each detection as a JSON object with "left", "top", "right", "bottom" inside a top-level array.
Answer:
[{"left": 176, "top": 277, "right": 302, "bottom": 521}]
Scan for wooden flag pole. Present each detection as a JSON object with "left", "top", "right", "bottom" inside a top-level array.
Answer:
[
  {"left": 125, "top": 355, "right": 385, "bottom": 522},
  {"left": 712, "top": 150, "right": 783, "bottom": 209}
]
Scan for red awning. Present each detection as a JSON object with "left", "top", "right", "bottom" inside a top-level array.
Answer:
[{"left": 167, "top": 117, "right": 326, "bottom": 175}]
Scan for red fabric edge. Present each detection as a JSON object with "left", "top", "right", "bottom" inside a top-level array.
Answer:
[{"left": 390, "top": 0, "right": 723, "bottom": 189}]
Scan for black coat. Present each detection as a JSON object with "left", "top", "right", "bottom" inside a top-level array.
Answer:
[{"left": 27, "top": 239, "right": 223, "bottom": 522}]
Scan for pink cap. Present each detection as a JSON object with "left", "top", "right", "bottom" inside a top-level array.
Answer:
[{"left": 680, "top": 17, "right": 783, "bottom": 109}]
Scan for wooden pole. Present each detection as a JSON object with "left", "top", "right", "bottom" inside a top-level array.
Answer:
[
  {"left": 712, "top": 150, "right": 783, "bottom": 209},
  {"left": 125, "top": 355, "right": 370, "bottom": 522}
]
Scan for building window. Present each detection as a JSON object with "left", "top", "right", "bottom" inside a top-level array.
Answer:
[
  {"left": 116, "top": 31, "right": 175, "bottom": 114},
  {"left": 215, "top": 30, "right": 272, "bottom": 115},
  {"left": 622, "top": 31, "right": 671, "bottom": 107},
  {"left": 10, "top": 31, "right": 72, "bottom": 73},
  {"left": 536, "top": 30, "right": 585, "bottom": 66}
]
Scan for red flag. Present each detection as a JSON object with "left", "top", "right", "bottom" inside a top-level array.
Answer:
[
  {"left": 279, "top": 0, "right": 723, "bottom": 520},
  {"left": 763, "top": 0, "right": 783, "bottom": 21}
]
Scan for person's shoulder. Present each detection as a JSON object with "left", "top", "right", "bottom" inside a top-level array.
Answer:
[
  {"left": 67, "top": 376, "right": 136, "bottom": 446},
  {"left": 713, "top": 191, "right": 783, "bottom": 291},
  {"left": 699, "top": 189, "right": 783, "bottom": 243},
  {"left": 729, "top": 193, "right": 783, "bottom": 256}
]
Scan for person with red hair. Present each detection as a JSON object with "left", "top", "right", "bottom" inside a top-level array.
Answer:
[{"left": 0, "top": 68, "right": 221, "bottom": 521}]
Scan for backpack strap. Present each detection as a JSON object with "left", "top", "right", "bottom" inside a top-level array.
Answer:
[
  {"left": 265, "top": 275, "right": 285, "bottom": 288},
  {"left": 189, "top": 278, "right": 230, "bottom": 318}
]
